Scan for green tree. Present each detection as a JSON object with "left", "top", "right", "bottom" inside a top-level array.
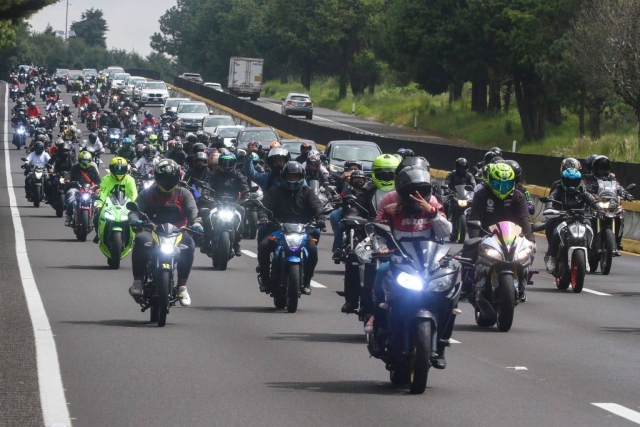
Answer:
[
  {"left": 0, "top": 0, "right": 59, "bottom": 49},
  {"left": 70, "top": 8, "right": 108, "bottom": 48}
]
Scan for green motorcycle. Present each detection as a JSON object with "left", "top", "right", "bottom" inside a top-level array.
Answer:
[{"left": 98, "top": 190, "right": 134, "bottom": 269}]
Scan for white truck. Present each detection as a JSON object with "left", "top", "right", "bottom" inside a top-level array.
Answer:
[{"left": 228, "top": 57, "right": 263, "bottom": 101}]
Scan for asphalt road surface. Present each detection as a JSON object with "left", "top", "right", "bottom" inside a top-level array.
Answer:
[{"left": 2, "top": 84, "right": 640, "bottom": 427}]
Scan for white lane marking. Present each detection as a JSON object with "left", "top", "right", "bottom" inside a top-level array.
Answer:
[
  {"left": 241, "top": 250, "right": 257, "bottom": 258},
  {"left": 3, "top": 84, "right": 72, "bottom": 426},
  {"left": 310, "top": 280, "right": 326, "bottom": 289},
  {"left": 257, "top": 98, "right": 379, "bottom": 135},
  {"left": 449, "top": 339, "right": 461, "bottom": 344},
  {"left": 593, "top": 403, "right": 640, "bottom": 425},
  {"left": 583, "top": 288, "right": 612, "bottom": 296},
  {"left": 506, "top": 366, "right": 528, "bottom": 371}
]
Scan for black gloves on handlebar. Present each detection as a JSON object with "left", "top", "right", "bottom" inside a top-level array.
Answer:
[
  {"left": 317, "top": 220, "right": 326, "bottom": 230},
  {"left": 625, "top": 193, "right": 635, "bottom": 201},
  {"left": 258, "top": 217, "right": 270, "bottom": 225}
]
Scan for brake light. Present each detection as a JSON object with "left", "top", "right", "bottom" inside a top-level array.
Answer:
[
  {"left": 305, "top": 101, "right": 313, "bottom": 106},
  {"left": 286, "top": 100, "right": 294, "bottom": 104}
]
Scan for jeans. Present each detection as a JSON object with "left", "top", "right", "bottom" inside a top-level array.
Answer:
[
  {"left": 132, "top": 231, "right": 195, "bottom": 280},
  {"left": 330, "top": 207, "right": 344, "bottom": 252},
  {"left": 373, "top": 261, "right": 391, "bottom": 304}
]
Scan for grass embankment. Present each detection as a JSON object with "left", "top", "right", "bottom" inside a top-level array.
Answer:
[{"left": 263, "top": 78, "right": 639, "bottom": 162}]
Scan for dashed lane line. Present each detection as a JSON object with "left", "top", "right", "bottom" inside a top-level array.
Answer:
[
  {"left": 241, "top": 250, "right": 257, "bottom": 258},
  {"left": 583, "top": 288, "right": 612, "bottom": 296},
  {"left": 592, "top": 403, "right": 640, "bottom": 425},
  {"left": 310, "top": 280, "right": 327, "bottom": 289}
]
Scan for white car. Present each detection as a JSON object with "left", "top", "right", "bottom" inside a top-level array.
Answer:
[
  {"left": 133, "top": 80, "right": 145, "bottom": 101},
  {"left": 204, "top": 82, "right": 223, "bottom": 92},
  {"left": 112, "top": 72, "right": 131, "bottom": 89},
  {"left": 138, "top": 81, "right": 169, "bottom": 106},
  {"left": 203, "top": 116, "right": 236, "bottom": 134},
  {"left": 122, "top": 76, "right": 146, "bottom": 96},
  {"left": 164, "top": 98, "right": 190, "bottom": 113},
  {"left": 211, "top": 125, "right": 244, "bottom": 148}
]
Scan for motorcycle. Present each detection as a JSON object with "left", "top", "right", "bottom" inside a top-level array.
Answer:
[
  {"left": 109, "top": 95, "right": 120, "bottom": 111},
  {"left": 10, "top": 86, "right": 20, "bottom": 101},
  {"left": 87, "top": 111, "right": 99, "bottom": 132},
  {"left": 71, "top": 183, "right": 99, "bottom": 242},
  {"left": 160, "top": 129, "right": 171, "bottom": 152},
  {"left": 135, "top": 173, "right": 155, "bottom": 193},
  {"left": 442, "top": 184, "right": 474, "bottom": 243},
  {"left": 242, "top": 183, "right": 263, "bottom": 240},
  {"left": 126, "top": 201, "right": 201, "bottom": 327},
  {"left": 79, "top": 103, "right": 89, "bottom": 123},
  {"left": 462, "top": 221, "right": 541, "bottom": 331},
  {"left": 12, "top": 124, "right": 27, "bottom": 149},
  {"left": 98, "top": 189, "right": 134, "bottom": 269},
  {"left": 72, "top": 92, "right": 81, "bottom": 106},
  {"left": 107, "top": 128, "right": 122, "bottom": 153},
  {"left": 49, "top": 171, "right": 67, "bottom": 217},
  {"left": 257, "top": 205, "right": 329, "bottom": 312},
  {"left": 588, "top": 180, "right": 635, "bottom": 274},
  {"left": 367, "top": 223, "right": 461, "bottom": 394},
  {"left": 26, "top": 116, "right": 39, "bottom": 136},
  {"left": 46, "top": 112, "right": 58, "bottom": 130},
  {"left": 206, "top": 194, "right": 243, "bottom": 271},
  {"left": 22, "top": 159, "right": 46, "bottom": 207},
  {"left": 98, "top": 126, "right": 109, "bottom": 144},
  {"left": 542, "top": 198, "right": 593, "bottom": 293}
]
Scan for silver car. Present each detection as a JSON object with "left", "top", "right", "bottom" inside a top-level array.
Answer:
[
  {"left": 281, "top": 93, "right": 313, "bottom": 119},
  {"left": 177, "top": 102, "right": 210, "bottom": 131},
  {"left": 202, "top": 115, "right": 236, "bottom": 133},
  {"left": 211, "top": 125, "right": 244, "bottom": 148}
]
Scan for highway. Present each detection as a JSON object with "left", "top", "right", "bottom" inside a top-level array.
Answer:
[{"left": 2, "top": 83, "right": 640, "bottom": 427}]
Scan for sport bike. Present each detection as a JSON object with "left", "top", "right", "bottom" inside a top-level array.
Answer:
[{"left": 98, "top": 189, "right": 133, "bottom": 269}]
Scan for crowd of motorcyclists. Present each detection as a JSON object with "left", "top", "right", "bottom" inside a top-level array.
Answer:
[{"left": 9, "top": 64, "right": 637, "bottom": 392}]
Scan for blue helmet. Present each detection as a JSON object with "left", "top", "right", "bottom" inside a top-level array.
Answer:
[
  {"left": 122, "top": 137, "right": 132, "bottom": 148},
  {"left": 561, "top": 168, "right": 582, "bottom": 193},
  {"left": 218, "top": 152, "right": 237, "bottom": 174}
]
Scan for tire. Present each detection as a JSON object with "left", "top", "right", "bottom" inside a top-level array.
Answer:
[
  {"left": 77, "top": 209, "right": 89, "bottom": 242},
  {"left": 250, "top": 95, "right": 258, "bottom": 101},
  {"left": 216, "top": 231, "right": 230, "bottom": 271},
  {"left": 153, "top": 270, "right": 170, "bottom": 327},
  {"left": 108, "top": 231, "right": 122, "bottom": 270},
  {"left": 496, "top": 275, "right": 516, "bottom": 332},
  {"left": 556, "top": 276, "right": 570, "bottom": 290},
  {"left": 601, "top": 228, "right": 615, "bottom": 275},
  {"left": 56, "top": 193, "right": 64, "bottom": 217},
  {"left": 475, "top": 308, "right": 496, "bottom": 327},
  {"left": 458, "top": 214, "right": 467, "bottom": 243},
  {"left": 273, "top": 293, "right": 287, "bottom": 309},
  {"left": 287, "top": 264, "right": 301, "bottom": 313},
  {"left": 306, "top": 114, "right": 313, "bottom": 120},
  {"left": 571, "top": 250, "right": 586, "bottom": 293},
  {"left": 32, "top": 185, "right": 40, "bottom": 208},
  {"left": 247, "top": 211, "right": 258, "bottom": 240},
  {"left": 409, "top": 321, "right": 431, "bottom": 394},
  {"left": 390, "top": 368, "right": 410, "bottom": 385},
  {"left": 588, "top": 252, "right": 599, "bottom": 274}
]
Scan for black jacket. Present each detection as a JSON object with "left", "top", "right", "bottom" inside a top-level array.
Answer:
[
  {"left": 260, "top": 185, "right": 326, "bottom": 225},
  {"left": 584, "top": 173, "right": 632, "bottom": 200},
  {"left": 469, "top": 185, "right": 532, "bottom": 239},
  {"left": 345, "top": 182, "right": 377, "bottom": 219},
  {"left": 546, "top": 187, "right": 597, "bottom": 211},
  {"left": 67, "top": 164, "right": 102, "bottom": 186},
  {"left": 167, "top": 149, "right": 188, "bottom": 166},
  {"left": 130, "top": 185, "right": 199, "bottom": 228},
  {"left": 47, "top": 153, "right": 77, "bottom": 174},
  {"left": 445, "top": 171, "right": 476, "bottom": 188},
  {"left": 305, "top": 168, "right": 328, "bottom": 186},
  {"left": 208, "top": 170, "right": 250, "bottom": 201}
]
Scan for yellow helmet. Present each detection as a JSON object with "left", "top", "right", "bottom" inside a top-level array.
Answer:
[{"left": 109, "top": 157, "right": 129, "bottom": 181}]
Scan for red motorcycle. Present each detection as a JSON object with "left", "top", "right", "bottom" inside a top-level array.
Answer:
[{"left": 72, "top": 183, "right": 99, "bottom": 242}]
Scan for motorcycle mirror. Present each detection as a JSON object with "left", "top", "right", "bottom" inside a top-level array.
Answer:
[
  {"left": 126, "top": 201, "right": 139, "bottom": 212},
  {"left": 464, "top": 185, "right": 474, "bottom": 191},
  {"left": 467, "top": 220, "right": 482, "bottom": 230},
  {"left": 21, "top": 157, "right": 27, "bottom": 161},
  {"left": 440, "top": 184, "right": 448, "bottom": 191},
  {"left": 539, "top": 197, "right": 550, "bottom": 204},
  {"left": 626, "top": 183, "right": 636, "bottom": 191},
  {"left": 531, "top": 222, "right": 546, "bottom": 232},
  {"left": 320, "top": 154, "right": 327, "bottom": 161}
]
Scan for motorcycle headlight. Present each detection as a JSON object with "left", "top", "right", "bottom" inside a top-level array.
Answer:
[
  {"left": 284, "top": 233, "right": 305, "bottom": 250},
  {"left": 17, "top": 129, "right": 24, "bottom": 135},
  {"left": 218, "top": 209, "right": 234, "bottom": 222},
  {"left": 481, "top": 244, "right": 503, "bottom": 260},
  {"left": 598, "top": 201, "right": 610, "bottom": 209},
  {"left": 457, "top": 200, "right": 468, "bottom": 207},
  {"left": 397, "top": 272, "right": 424, "bottom": 291},
  {"left": 143, "top": 181, "right": 153, "bottom": 189},
  {"left": 515, "top": 247, "right": 532, "bottom": 261},
  {"left": 104, "top": 212, "right": 115, "bottom": 220},
  {"left": 160, "top": 244, "right": 174, "bottom": 254},
  {"left": 82, "top": 194, "right": 90, "bottom": 201},
  {"left": 329, "top": 164, "right": 343, "bottom": 173},
  {"left": 427, "top": 273, "right": 456, "bottom": 292}
]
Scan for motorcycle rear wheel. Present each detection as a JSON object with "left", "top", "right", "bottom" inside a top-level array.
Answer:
[
  {"left": 409, "top": 321, "right": 431, "bottom": 394},
  {"left": 77, "top": 209, "right": 89, "bottom": 242},
  {"left": 287, "top": 264, "right": 301, "bottom": 313},
  {"left": 108, "top": 231, "right": 122, "bottom": 269},
  {"left": 152, "top": 271, "right": 170, "bottom": 327},
  {"left": 496, "top": 275, "right": 516, "bottom": 332},
  {"left": 600, "top": 228, "right": 615, "bottom": 275},
  {"left": 56, "top": 193, "right": 64, "bottom": 217},
  {"left": 32, "top": 185, "right": 40, "bottom": 208},
  {"left": 571, "top": 250, "right": 586, "bottom": 293},
  {"left": 247, "top": 211, "right": 258, "bottom": 240}
]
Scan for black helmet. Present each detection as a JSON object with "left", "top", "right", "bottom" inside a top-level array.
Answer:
[
  {"left": 350, "top": 170, "right": 366, "bottom": 189},
  {"left": 584, "top": 154, "right": 599, "bottom": 173},
  {"left": 306, "top": 151, "right": 321, "bottom": 169},
  {"left": 490, "top": 146, "right": 502, "bottom": 157},
  {"left": 29, "top": 101, "right": 36, "bottom": 107},
  {"left": 218, "top": 152, "right": 237, "bottom": 174},
  {"left": 63, "top": 104, "right": 70, "bottom": 110},
  {"left": 504, "top": 159, "right": 522, "bottom": 180},
  {"left": 193, "top": 142, "right": 207, "bottom": 154},
  {"left": 145, "top": 111, "right": 153, "bottom": 120},
  {"left": 395, "top": 166, "right": 432, "bottom": 205},
  {"left": 194, "top": 151, "right": 208, "bottom": 167},
  {"left": 34, "top": 141, "right": 45, "bottom": 154},
  {"left": 88, "top": 132, "right": 97, "bottom": 143},
  {"left": 141, "top": 145, "right": 151, "bottom": 159},
  {"left": 196, "top": 130, "right": 208, "bottom": 142},
  {"left": 395, "top": 155, "right": 430, "bottom": 176},
  {"left": 484, "top": 151, "right": 498, "bottom": 164},
  {"left": 281, "top": 161, "right": 305, "bottom": 191},
  {"left": 60, "top": 141, "right": 71, "bottom": 154},
  {"left": 154, "top": 159, "right": 181, "bottom": 193},
  {"left": 343, "top": 159, "right": 362, "bottom": 171},
  {"left": 128, "top": 121, "right": 136, "bottom": 129},
  {"left": 593, "top": 155, "right": 611, "bottom": 178},
  {"left": 454, "top": 158, "right": 469, "bottom": 175},
  {"left": 186, "top": 133, "right": 197, "bottom": 143},
  {"left": 266, "top": 147, "right": 291, "bottom": 172}
]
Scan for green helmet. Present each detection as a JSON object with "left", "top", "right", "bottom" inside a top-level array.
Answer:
[
  {"left": 372, "top": 154, "right": 400, "bottom": 191},
  {"left": 488, "top": 163, "right": 515, "bottom": 200}
]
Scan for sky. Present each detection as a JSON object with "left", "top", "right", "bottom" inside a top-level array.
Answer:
[{"left": 28, "top": 0, "right": 177, "bottom": 56}]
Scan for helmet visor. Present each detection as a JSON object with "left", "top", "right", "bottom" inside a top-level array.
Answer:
[
  {"left": 489, "top": 177, "right": 514, "bottom": 197},
  {"left": 373, "top": 170, "right": 395, "bottom": 182}
]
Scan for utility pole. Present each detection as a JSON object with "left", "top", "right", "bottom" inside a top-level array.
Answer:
[{"left": 64, "top": 0, "right": 69, "bottom": 46}]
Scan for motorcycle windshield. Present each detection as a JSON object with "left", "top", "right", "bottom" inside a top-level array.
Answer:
[
  {"left": 309, "top": 180, "right": 320, "bottom": 194},
  {"left": 455, "top": 185, "right": 469, "bottom": 199},
  {"left": 282, "top": 223, "right": 306, "bottom": 234},
  {"left": 396, "top": 238, "right": 445, "bottom": 269},
  {"left": 489, "top": 221, "right": 521, "bottom": 247},
  {"left": 597, "top": 180, "right": 617, "bottom": 200}
]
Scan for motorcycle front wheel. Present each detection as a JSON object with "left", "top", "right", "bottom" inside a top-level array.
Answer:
[
  {"left": 496, "top": 275, "right": 516, "bottom": 332},
  {"left": 32, "top": 184, "right": 41, "bottom": 207},
  {"left": 77, "top": 209, "right": 89, "bottom": 242},
  {"left": 571, "top": 250, "right": 586, "bottom": 293},
  {"left": 152, "top": 270, "right": 170, "bottom": 327},
  {"left": 287, "top": 264, "right": 301, "bottom": 313},
  {"left": 107, "top": 231, "right": 122, "bottom": 269},
  {"left": 214, "top": 231, "right": 231, "bottom": 271},
  {"left": 458, "top": 214, "right": 467, "bottom": 243},
  {"left": 600, "top": 228, "right": 615, "bottom": 275},
  {"left": 246, "top": 210, "right": 258, "bottom": 240},
  {"left": 408, "top": 320, "right": 431, "bottom": 394},
  {"left": 56, "top": 193, "right": 64, "bottom": 217}
]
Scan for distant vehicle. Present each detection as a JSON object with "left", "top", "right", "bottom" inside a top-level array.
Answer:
[
  {"left": 176, "top": 101, "right": 210, "bottom": 131},
  {"left": 280, "top": 139, "right": 318, "bottom": 158},
  {"left": 228, "top": 57, "right": 263, "bottom": 100},
  {"left": 179, "top": 73, "right": 204, "bottom": 84},
  {"left": 132, "top": 80, "right": 146, "bottom": 101},
  {"left": 281, "top": 93, "right": 313, "bottom": 120},
  {"left": 112, "top": 73, "right": 131, "bottom": 90},
  {"left": 204, "top": 82, "right": 223, "bottom": 92},
  {"left": 202, "top": 115, "right": 236, "bottom": 133},
  {"left": 138, "top": 81, "right": 169, "bottom": 106},
  {"left": 82, "top": 68, "right": 98, "bottom": 80},
  {"left": 323, "top": 140, "right": 382, "bottom": 176},
  {"left": 234, "top": 127, "right": 280, "bottom": 150},
  {"left": 164, "top": 98, "right": 190, "bottom": 114},
  {"left": 122, "top": 76, "right": 146, "bottom": 96},
  {"left": 211, "top": 125, "right": 244, "bottom": 148},
  {"left": 54, "top": 68, "right": 69, "bottom": 84},
  {"left": 66, "top": 70, "right": 83, "bottom": 92},
  {"left": 106, "top": 67, "right": 125, "bottom": 83}
]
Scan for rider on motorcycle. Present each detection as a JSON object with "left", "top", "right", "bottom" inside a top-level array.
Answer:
[
  {"left": 77, "top": 92, "right": 91, "bottom": 108},
  {"left": 134, "top": 146, "right": 159, "bottom": 176},
  {"left": 167, "top": 141, "right": 188, "bottom": 166},
  {"left": 24, "top": 141, "right": 50, "bottom": 199},
  {"left": 543, "top": 168, "right": 597, "bottom": 272},
  {"left": 141, "top": 111, "right": 158, "bottom": 128},
  {"left": 92, "top": 157, "right": 138, "bottom": 243},
  {"left": 45, "top": 99, "right": 60, "bottom": 113},
  {"left": 244, "top": 142, "right": 290, "bottom": 192},
  {"left": 257, "top": 161, "right": 327, "bottom": 295},
  {"left": 184, "top": 152, "right": 211, "bottom": 190},
  {"left": 128, "top": 159, "right": 203, "bottom": 306},
  {"left": 81, "top": 133, "right": 105, "bottom": 157},
  {"left": 335, "top": 160, "right": 363, "bottom": 194},
  {"left": 445, "top": 158, "right": 476, "bottom": 188},
  {"left": 116, "top": 137, "right": 136, "bottom": 164},
  {"left": 504, "top": 159, "right": 534, "bottom": 214},
  {"left": 551, "top": 158, "right": 582, "bottom": 192},
  {"left": 60, "top": 104, "right": 74, "bottom": 120},
  {"left": 183, "top": 133, "right": 198, "bottom": 155},
  {"left": 366, "top": 166, "right": 452, "bottom": 368},
  {"left": 64, "top": 150, "right": 102, "bottom": 226},
  {"left": 26, "top": 101, "right": 41, "bottom": 118},
  {"left": 295, "top": 141, "right": 313, "bottom": 163},
  {"left": 474, "top": 147, "right": 502, "bottom": 178},
  {"left": 200, "top": 153, "right": 250, "bottom": 256},
  {"left": 186, "top": 143, "right": 207, "bottom": 169},
  {"left": 302, "top": 151, "right": 328, "bottom": 185},
  {"left": 582, "top": 154, "right": 599, "bottom": 182}
]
